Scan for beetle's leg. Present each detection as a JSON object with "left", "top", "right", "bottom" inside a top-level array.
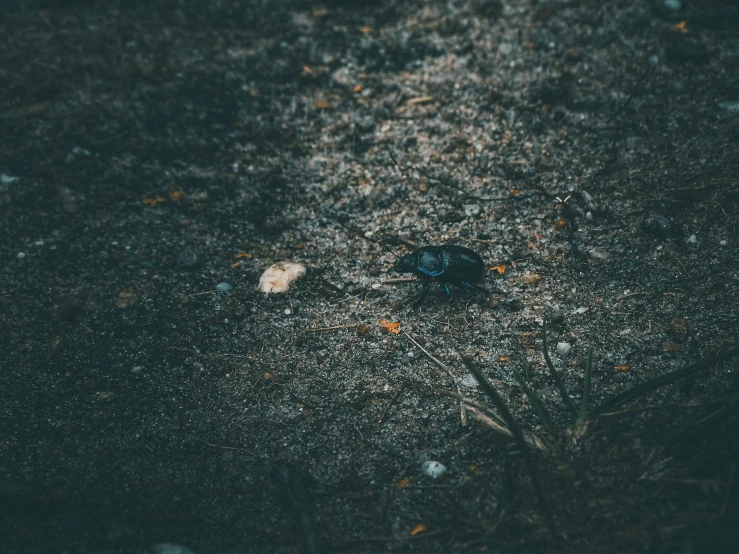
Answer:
[
  {"left": 442, "top": 282, "right": 453, "bottom": 301},
  {"left": 413, "top": 279, "right": 430, "bottom": 306}
]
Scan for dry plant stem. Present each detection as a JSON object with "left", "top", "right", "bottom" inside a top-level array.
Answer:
[
  {"left": 377, "top": 383, "right": 404, "bottom": 424},
  {"left": 593, "top": 346, "right": 739, "bottom": 416},
  {"left": 542, "top": 318, "right": 579, "bottom": 418},
  {"left": 307, "top": 323, "right": 359, "bottom": 332},
  {"left": 404, "top": 330, "right": 467, "bottom": 426},
  {"left": 455, "top": 349, "right": 561, "bottom": 548}
]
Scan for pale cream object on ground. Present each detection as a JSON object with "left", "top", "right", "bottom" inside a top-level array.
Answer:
[{"left": 258, "top": 262, "right": 307, "bottom": 294}]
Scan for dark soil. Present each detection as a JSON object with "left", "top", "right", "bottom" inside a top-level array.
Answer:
[{"left": 2, "top": 1, "right": 739, "bottom": 553}]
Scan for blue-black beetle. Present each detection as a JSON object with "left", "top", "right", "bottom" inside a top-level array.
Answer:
[{"left": 392, "top": 245, "right": 486, "bottom": 304}]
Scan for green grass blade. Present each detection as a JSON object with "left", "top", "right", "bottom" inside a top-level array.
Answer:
[
  {"left": 593, "top": 346, "right": 739, "bottom": 416},
  {"left": 542, "top": 317, "right": 579, "bottom": 418},
  {"left": 512, "top": 367, "right": 553, "bottom": 432},
  {"left": 456, "top": 349, "right": 561, "bottom": 548},
  {"left": 578, "top": 345, "right": 593, "bottom": 423}
]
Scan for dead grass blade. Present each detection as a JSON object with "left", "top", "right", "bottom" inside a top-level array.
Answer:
[{"left": 542, "top": 318, "right": 578, "bottom": 418}]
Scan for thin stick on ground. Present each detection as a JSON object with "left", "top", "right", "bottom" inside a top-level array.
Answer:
[
  {"left": 403, "top": 330, "right": 467, "bottom": 426},
  {"left": 306, "top": 323, "right": 359, "bottom": 332},
  {"left": 377, "top": 383, "right": 405, "bottom": 424}
]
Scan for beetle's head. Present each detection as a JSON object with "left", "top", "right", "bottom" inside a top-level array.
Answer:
[{"left": 392, "top": 252, "right": 417, "bottom": 274}]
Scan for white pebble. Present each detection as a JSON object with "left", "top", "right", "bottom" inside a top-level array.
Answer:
[
  {"left": 557, "top": 342, "right": 572, "bottom": 355},
  {"left": 664, "top": 0, "right": 681, "bottom": 10},
  {"left": 258, "top": 262, "right": 307, "bottom": 294},
  {"left": 284, "top": 308, "right": 292, "bottom": 315},
  {"left": 371, "top": 283, "right": 381, "bottom": 290},
  {"left": 421, "top": 460, "right": 447, "bottom": 479},
  {"left": 464, "top": 204, "right": 481, "bottom": 217},
  {"left": 585, "top": 211, "right": 594, "bottom": 221},
  {"left": 720, "top": 240, "right": 728, "bottom": 246},
  {"left": 16, "top": 252, "right": 26, "bottom": 259},
  {"left": 687, "top": 234, "right": 697, "bottom": 244},
  {"left": 461, "top": 373, "right": 479, "bottom": 388}
]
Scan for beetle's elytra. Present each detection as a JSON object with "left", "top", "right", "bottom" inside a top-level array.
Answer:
[{"left": 392, "top": 245, "right": 486, "bottom": 305}]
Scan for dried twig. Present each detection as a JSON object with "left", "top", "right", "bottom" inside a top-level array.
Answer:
[
  {"left": 306, "top": 323, "right": 359, "bottom": 332},
  {"left": 377, "top": 383, "right": 405, "bottom": 424},
  {"left": 403, "top": 331, "right": 467, "bottom": 426}
]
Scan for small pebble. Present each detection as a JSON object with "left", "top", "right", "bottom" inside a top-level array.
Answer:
[
  {"left": 464, "top": 204, "right": 481, "bottom": 217},
  {"left": 718, "top": 102, "right": 739, "bottom": 113},
  {"left": 258, "top": 262, "right": 307, "bottom": 294},
  {"left": 371, "top": 283, "right": 382, "bottom": 290},
  {"left": 687, "top": 234, "right": 697, "bottom": 244},
  {"left": 720, "top": 240, "right": 727, "bottom": 246},
  {"left": 521, "top": 273, "right": 542, "bottom": 285},
  {"left": 664, "top": 0, "right": 681, "bottom": 10},
  {"left": 557, "top": 342, "right": 572, "bottom": 355},
  {"left": 421, "top": 460, "right": 447, "bottom": 479},
  {"left": 284, "top": 308, "right": 292, "bottom": 315},
  {"left": 216, "top": 282, "right": 233, "bottom": 293},
  {"left": 585, "top": 211, "right": 594, "bottom": 221},
  {"left": 16, "top": 252, "right": 26, "bottom": 259},
  {"left": 461, "top": 373, "right": 479, "bottom": 388},
  {"left": 176, "top": 248, "right": 200, "bottom": 268}
]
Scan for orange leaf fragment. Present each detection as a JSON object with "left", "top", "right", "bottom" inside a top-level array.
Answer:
[
  {"left": 235, "top": 252, "right": 253, "bottom": 259},
  {"left": 231, "top": 262, "right": 241, "bottom": 269},
  {"left": 490, "top": 264, "right": 506, "bottom": 275},
  {"left": 410, "top": 524, "right": 427, "bottom": 536},
  {"left": 353, "top": 84, "right": 363, "bottom": 93},
  {"left": 510, "top": 189, "right": 522, "bottom": 195},
  {"left": 314, "top": 98, "right": 332, "bottom": 110},
  {"left": 142, "top": 196, "right": 165, "bottom": 206},
  {"left": 614, "top": 365, "right": 630, "bottom": 372},
  {"left": 499, "top": 356, "right": 510, "bottom": 362},
  {"left": 394, "top": 478, "right": 412, "bottom": 488},
  {"left": 302, "top": 65, "right": 312, "bottom": 74},
  {"left": 555, "top": 218, "right": 568, "bottom": 228},
  {"left": 668, "top": 21, "right": 688, "bottom": 34},
  {"left": 360, "top": 26, "right": 373, "bottom": 34},
  {"left": 169, "top": 190, "right": 185, "bottom": 201},
  {"left": 379, "top": 318, "right": 401, "bottom": 334},
  {"left": 468, "top": 465, "right": 483, "bottom": 476}
]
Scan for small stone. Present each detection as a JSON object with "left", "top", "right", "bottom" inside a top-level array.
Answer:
[
  {"left": 258, "top": 262, "right": 307, "bottom": 294},
  {"left": 498, "top": 42, "right": 513, "bottom": 56},
  {"left": 284, "top": 308, "right": 292, "bottom": 315},
  {"left": 662, "top": 340, "right": 681, "bottom": 351},
  {"left": 461, "top": 373, "right": 479, "bottom": 388},
  {"left": 371, "top": 283, "right": 382, "bottom": 290},
  {"left": 548, "top": 311, "right": 565, "bottom": 324},
  {"left": 216, "top": 282, "right": 233, "bottom": 293},
  {"left": 16, "top": 252, "right": 26, "bottom": 259},
  {"left": 115, "top": 289, "right": 137, "bottom": 308},
  {"left": 664, "top": 0, "right": 681, "bottom": 9},
  {"left": 557, "top": 342, "right": 572, "bottom": 355},
  {"left": 585, "top": 211, "right": 594, "bottom": 221},
  {"left": 0, "top": 173, "right": 19, "bottom": 184},
  {"left": 720, "top": 240, "right": 728, "bottom": 246},
  {"left": 686, "top": 234, "right": 697, "bottom": 244},
  {"left": 176, "top": 248, "right": 200, "bottom": 268},
  {"left": 421, "top": 460, "right": 447, "bottom": 479},
  {"left": 574, "top": 307, "right": 589, "bottom": 314},
  {"left": 718, "top": 102, "right": 739, "bottom": 113},
  {"left": 589, "top": 248, "right": 611, "bottom": 260},
  {"left": 464, "top": 204, "right": 481, "bottom": 217},
  {"left": 521, "top": 273, "right": 542, "bottom": 285}
]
